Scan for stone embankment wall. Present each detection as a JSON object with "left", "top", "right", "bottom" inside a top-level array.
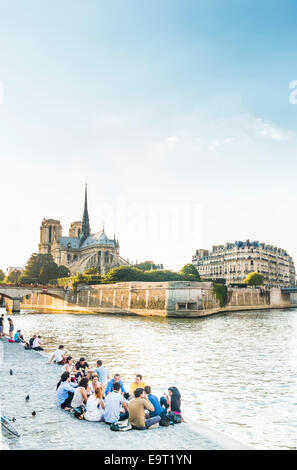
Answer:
[{"left": 17, "top": 281, "right": 297, "bottom": 318}]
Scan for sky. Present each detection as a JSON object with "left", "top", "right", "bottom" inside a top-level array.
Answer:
[{"left": 1, "top": 0, "right": 297, "bottom": 271}]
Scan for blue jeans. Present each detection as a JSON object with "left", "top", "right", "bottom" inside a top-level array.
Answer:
[
  {"left": 160, "top": 396, "right": 169, "bottom": 413},
  {"left": 132, "top": 415, "right": 161, "bottom": 430}
]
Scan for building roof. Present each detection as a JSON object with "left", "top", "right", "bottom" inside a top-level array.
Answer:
[
  {"left": 81, "top": 230, "right": 116, "bottom": 248},
  {"left": 59, "top": 237, "right": 81, "bottom": 249}
]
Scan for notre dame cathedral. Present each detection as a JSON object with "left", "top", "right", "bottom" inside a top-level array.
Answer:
[{"left": 38, "top": 185, "right": 129, "bottom": 275}]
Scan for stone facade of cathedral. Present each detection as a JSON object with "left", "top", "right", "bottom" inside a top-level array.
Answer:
[{"left": 38, "top": 185, "right": 129, "bottom": 275}]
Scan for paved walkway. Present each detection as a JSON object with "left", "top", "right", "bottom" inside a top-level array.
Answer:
[{"left": 0, "top": 339, "right": 248, "bottom": 450}]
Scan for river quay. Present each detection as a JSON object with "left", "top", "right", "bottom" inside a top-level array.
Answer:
[
  {"left": 4, "top": 281, "right": 297, "bottom": 317},
  {"left": 0, "top": 338, "right": 249, "bottom": 450}
]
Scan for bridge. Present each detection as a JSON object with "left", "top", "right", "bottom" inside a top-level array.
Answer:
[{"left": 0, "top": 285, "right": 66, "bottom": 312}]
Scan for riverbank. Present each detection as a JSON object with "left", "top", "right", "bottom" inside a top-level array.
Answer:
[
  {"left": 13, "top": 281, "right": 297, "bottom": 317},
  {"left": 0, "top": 338, "right": 249, "bottom": 450}
]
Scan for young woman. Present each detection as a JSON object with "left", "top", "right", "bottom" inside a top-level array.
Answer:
[
  {"left": 7, "top": 318, "right": 14, "bottom": 339},
  {"left": 160, "top": 386, "right": 184, "bottom": 421},
  {"left": 84, "top": 385, "right": 105, "bottom": 422},
  {"left": 62, "top": 356, "right": 76, "bottom": 375},
  {"left": 70, "top": 377, "right": 90, "bottom": 410},
  {"left": 56, "top": 372, "right": 77, "bottom": 410}
]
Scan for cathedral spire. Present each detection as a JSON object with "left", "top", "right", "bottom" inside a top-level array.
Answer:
[{"left": 81, "top": 183, "right": 90, "bottom": 243}]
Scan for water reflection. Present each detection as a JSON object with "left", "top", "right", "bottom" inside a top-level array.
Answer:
[{"left": 2, "top": 307, "right": 297, "bottom": 449}]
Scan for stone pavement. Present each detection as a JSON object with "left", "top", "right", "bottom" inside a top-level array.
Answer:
[{"left": 0, "top": 339, "right": 248, "bottom": 450}]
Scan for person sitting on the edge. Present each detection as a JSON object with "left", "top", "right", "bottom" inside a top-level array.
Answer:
[
  {"left": 29, "top": 334, "right": 37, "bottom": 348},
  {"left": 85, "top": 385, "right": 105, "bottom": 422},
  {"left": 14, "top": 329, "right": 27, "bottom": 344},
  {"left": 128, "top": 388, "right": 161, "bottom": 430},
  {"left": 32, "top": 335, "right": 43, "bottom": 351},
  {"left": 105, "top": 373, "right": 127, "bottom": 396},
  {"left": 143, "top": 386, "right": 164, "bottom": 417},
  {"left": 48, "top": 345, "right": 69, "bottom": 365},
  {"left": 129, "top": 374, "right": 146, "bottom": 397},
  {"left": 56, "top": 372, "right": 78, "bottom": 410},
  {"left": 104, "top": 382, "right": 129, "bottom": 424},
  {"left": 160, "top": 386, "right": 184, "bottom": 422}
]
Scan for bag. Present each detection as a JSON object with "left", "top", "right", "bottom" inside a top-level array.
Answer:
[
  {"left": 70, "top": 406, "right": 84, "bottom": 419},
  {"left": 159, "top": 415, "right": 171, "bottom": 427},
  {"left": 110, "top": 421, "right": 132, "bottom": 432},
  {"left": 167, "top": 411, "right": 182, "bottom": 424}
]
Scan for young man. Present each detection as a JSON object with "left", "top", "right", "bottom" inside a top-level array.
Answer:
[
  {"left": 32, "top": 335, "right": 43, "bottom": 351},
  {"left": 105, "top": 374, "right": 127, "bottom": 396},
  {"left": 128, "top": 388, "right": 161, "bottom": 430},
  {"left": 129, "top": 374, "right": 146, "bottom": 396},
  {"left": 48, "top": 345, "right": 69, "bottom": 365},
  {"left": 104, "top": 382, "right": 129, "bottom": 424},
  {"left": 144, "top": 386, "right": 164, "bottom": 417},
  {"left": 29, "top": 334, "right": 37, "bottom": 348},
  {"left": 94, "top": 359, "right": 109, "bottom": 387}
]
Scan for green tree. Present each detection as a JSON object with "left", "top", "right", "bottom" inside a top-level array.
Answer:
[
  {"left": 7, "top": 269, "right": 22, "bottom": 284},
  {"left": 103, "top": 266, "right": 145, "bottom": 283},
  {"left": 244, "top": 272, "right": 264, "bottom": 286},
  {"left": 144, "top": 269, "right": 183, "bottom": 281},
  {"left": 179, "top": 264, "right": 201, "bottom": 280},
  {"left": 58, "top": 265, "right": 70, "bottom": 278},
  {"left": 134, "top": 261, "right": 162, "bottom": 271},
  {"left": 19, "top": 253, "right": 65, "bottom": 284},
  {"left": 0, "top": 269, "right": 5, "bottom": 282}
]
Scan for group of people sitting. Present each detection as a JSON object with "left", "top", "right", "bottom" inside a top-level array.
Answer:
[
  {"left": 0, "top": 314, "right": 43, "bottom": 350},
  {"left": 50, "top": 345, "right": 183, "bottom": 430}
]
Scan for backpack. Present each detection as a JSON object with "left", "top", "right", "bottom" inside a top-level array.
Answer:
[
  {"left": 110, "top": 421, "right": 132, "bottom": 432},
  {"left": 159, "top": 414, "right": 171, "bottom": 427},
  {"left": 167, "top": 411, "right": 182, "bottom": 424},
  {"left": 70, "top": 406, "right": 84, "bottom": 419}
]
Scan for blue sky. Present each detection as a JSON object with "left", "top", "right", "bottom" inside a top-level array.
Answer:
[{"left": 1, "top": 0, "right": 297, "bottom": 271}]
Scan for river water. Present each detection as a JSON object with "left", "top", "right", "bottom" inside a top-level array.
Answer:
[{"left": 1, "top": 307, "right": 296, "bottom": 449}]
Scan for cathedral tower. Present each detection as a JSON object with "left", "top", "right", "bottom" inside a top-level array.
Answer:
[{"left": 39, "top": 219, "right": 62, "bottom": 254}]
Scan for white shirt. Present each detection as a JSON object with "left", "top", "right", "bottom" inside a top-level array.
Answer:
[
  {"left": 62, "top": 363, "right": 74, "bottom": 374},
  {"left": 85, "top": 395, "right": 104, "bottom": 422},
  {"left": 33, "top": 338, "right": 41, "bottom": 348},
  {"left": 54, "top": 349, "right": 64, "bottom": 362}
]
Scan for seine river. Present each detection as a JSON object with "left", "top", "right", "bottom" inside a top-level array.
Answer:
[{"left": 1, "top": 307, "right": 296, "bottom": 449}]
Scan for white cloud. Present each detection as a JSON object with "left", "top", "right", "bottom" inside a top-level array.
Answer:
[{"left": 253, "top": 117, "right": 291, "bottom": 141}]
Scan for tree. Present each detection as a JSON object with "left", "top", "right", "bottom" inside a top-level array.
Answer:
[
  {"left": 58, "top": 265, "right": 70, "bottom": 278},
  {"left": 0, "top": 269, "right": 5, "bottom": 282},
  {"left": 103, "top": 266, "right": 145, "bottom": 283},
  {"left": 7, "top": 269, "right": 22, "bottom": 284},
  {"left": 134, "top": 261, "right": 161, "bottom": 271},
  {"left": 179, "top": 264, "right": 201, "bottom": 281},
  {"left": 19, "top": 253, "right": 67, "bottom": 284},
  {"left": 244, "top": 272, "right": 264, "bottom": 286},
  {"left": 144, "top": 269, "right": 183, "bottom": 281}
]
